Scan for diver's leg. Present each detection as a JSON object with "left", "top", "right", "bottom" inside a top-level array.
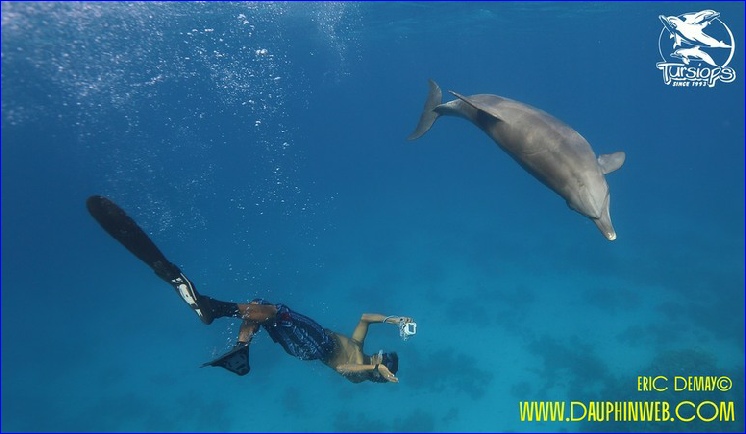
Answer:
[
  {"left": 86, "top": 195, "right": 214, "bottom": 325},
  {"left": 238, "top": 321, "right": 259, "bottom": 344},
  {"left": 238, "top": 302, "right": 278, "bottom": 323},
  {"left": 229, "top": 302, "right": 277, "bottom": 345},
  {"left": 194, "top": 298, "right": 278, "bottom": 322},
  {"left": 200, "top": 297, "right": 242, "bottom": 320},
  {"left": 200, "top": 315, "right": 260, "bottom": 377}
]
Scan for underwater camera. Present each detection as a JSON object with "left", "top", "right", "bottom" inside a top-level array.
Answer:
[{"left": 399, "top": 321, "right": 417, "bottom": 340}]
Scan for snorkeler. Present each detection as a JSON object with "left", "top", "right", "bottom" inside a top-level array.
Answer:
[{"left": 85, "top": 195, "right": 416, "bottom": 383}]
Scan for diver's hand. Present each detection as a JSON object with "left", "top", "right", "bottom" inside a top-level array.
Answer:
[
  {"left": 385, "top": 316, "right": 413, "bottom": 325},
  {"left": 377, "top": 364, "right": 399, "bottom": 383}
]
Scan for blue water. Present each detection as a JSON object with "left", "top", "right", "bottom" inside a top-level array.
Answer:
[{"left": 2, "top": 2, "right": 744, "bottom": 432}]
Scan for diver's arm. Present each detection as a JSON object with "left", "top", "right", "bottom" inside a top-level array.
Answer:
[
  {"left": 351, "top": 314, "right": 380, "bottom": 342},
  {"left": 361, "top": 313, "right": 388, "bottom": 323},
  {"left": 376, "top": 363, "right": 399, "bottom": 383},
  {"left": 336, "top": 363, "right": 399, "bottom": 383},
  {"left": 335, "top": 363, "right": 377, "bottom": 374},
  {"left": 351, "top": 314, "right": 414, "bottom": 342},
  {"left": 365, "top": 314, "right": 415, "bottom": 325},
  {"left": 335, "top": 363, "right": 377, "bottom": 384},
  {"left": 383, "top": 315, "right": 414, "bottom": 325}
]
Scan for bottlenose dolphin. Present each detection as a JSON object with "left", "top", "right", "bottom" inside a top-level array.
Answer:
[
  {"left": 671, "top": 46, "right": 717, "bottom": 66},
  {"left": 659, "top": 11, "right": 731, "bottom": 48},
  {"left": 681, "top": 10, "right": 720, "bottom": 25},
  {"left": 408, "top": 79, "right": 625, "bottom": 241}
]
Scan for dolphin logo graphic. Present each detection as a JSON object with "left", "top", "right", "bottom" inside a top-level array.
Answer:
[
  {"left": 656, "top": 9, "right": 737, "bottom": 87},
  {"left": 670, "top": 46, "right": 717, "bottom": 66},
  {"left": 659, "top": 10, "right": 731, "bottom": 48}
]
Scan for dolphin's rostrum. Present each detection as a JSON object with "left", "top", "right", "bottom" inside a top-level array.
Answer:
[{"left": 408, "top": 79, "right": 625, "bottom": 241}]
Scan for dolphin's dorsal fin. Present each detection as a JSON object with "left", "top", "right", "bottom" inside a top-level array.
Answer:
[
  {"left": 448, "top": 90, "right": 504, "bottom": 122},
  {"left": 597, "top": 152, "right": 626, "bottom": 174}
]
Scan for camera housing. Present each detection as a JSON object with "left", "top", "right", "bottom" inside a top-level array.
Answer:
[{"left": 400, "top": 321, "right": 417, "bottom": 337}]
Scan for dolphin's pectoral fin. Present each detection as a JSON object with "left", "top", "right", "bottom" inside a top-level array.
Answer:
[
  {"left": 408, "top": 79, "right": 443, "bottom": 141},
  {"left": 597, "top": 152, "right": 626, "bottom": 174}
]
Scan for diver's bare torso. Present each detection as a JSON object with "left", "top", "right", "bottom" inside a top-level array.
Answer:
[{"left": 324, "top": 333, "right": 372, "bottom": 383}]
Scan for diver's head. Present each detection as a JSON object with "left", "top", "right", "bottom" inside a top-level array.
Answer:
[
  {"left": 370, "top": 351, "right": 398, "bottom": 383},
  {"left": 382, "top": 352, "right": 398, "bottom": 374}
]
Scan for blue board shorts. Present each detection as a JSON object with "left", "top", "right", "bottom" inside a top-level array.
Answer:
[{"left": 253, "top": 299, "right": 336, "bottom": 361}]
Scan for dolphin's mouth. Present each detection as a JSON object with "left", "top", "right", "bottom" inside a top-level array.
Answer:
[
  {"left": 592, "top": 195, "right": 616, "bottom": 241},
  {"left": 595, "top": 221, "right": 616, "bottom": 241}
]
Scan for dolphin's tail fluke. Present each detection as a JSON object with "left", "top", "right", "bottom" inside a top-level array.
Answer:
[{"left": 407, "top": 79, "right": 442, "bottom": 140}]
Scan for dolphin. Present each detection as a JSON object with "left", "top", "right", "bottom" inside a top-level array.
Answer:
[
  {"left": 659, "top": 12, "right": 731, "bottom": 48},
  {"left": 681, "top": 10, "right": 720, "bottom": 25},
  {"left": 408, "top": 79, "right": 625, "bottom": 241},
  {"left": 671, "top": 46, "right": 717, "bottom": 66}
]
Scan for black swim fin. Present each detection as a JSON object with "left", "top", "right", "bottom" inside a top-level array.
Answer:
[
  {"left": 202, "top": 343, "right": 251, "bottom": 376},
  {"left": 86, "top": 195, "right": 182, "bottom": 282},
  {"left": 86, "top": 195, "right": 214, "bottom": 325}
]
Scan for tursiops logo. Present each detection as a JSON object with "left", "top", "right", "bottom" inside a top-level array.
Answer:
[{"left": 656, "top": 10, "right": 737, "bottom": 87}]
